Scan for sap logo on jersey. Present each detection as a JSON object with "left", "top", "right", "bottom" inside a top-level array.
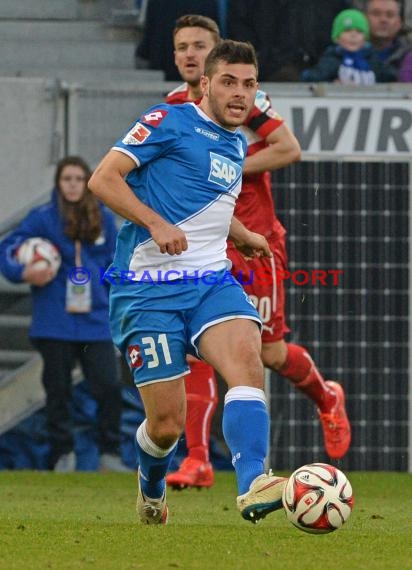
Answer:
[{"left": 208, "top": 152, "right": 242, "bottom": 189}]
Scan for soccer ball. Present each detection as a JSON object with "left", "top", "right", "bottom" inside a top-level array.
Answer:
[
  {"left": 282, "top": 463, "right": 354, "bottom": 534},
  {"left": 16, "top": 237, "right": 61, "bottom": 274}
]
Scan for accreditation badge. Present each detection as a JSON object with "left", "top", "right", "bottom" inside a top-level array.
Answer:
[
  {"left": 65, "top": 276, "right": 91, "bottom": 313},
  {"left": 65, "top": 240, "right": 92, "bottom": 313}
]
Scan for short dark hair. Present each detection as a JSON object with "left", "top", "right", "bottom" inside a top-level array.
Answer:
[
  {"left": 204, "top": 40, "right": 258, "bottom": 78},
  {"left": 173, "top": 14, "right": 220, "bottom": 44}
]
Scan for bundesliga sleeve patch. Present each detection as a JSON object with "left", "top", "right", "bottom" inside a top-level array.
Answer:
[
  {"left": 141, "top": 109, "right": 168, "bottom": 127},
  {"left": 122, "top": 122, "right": 151, "bottom": 145}
]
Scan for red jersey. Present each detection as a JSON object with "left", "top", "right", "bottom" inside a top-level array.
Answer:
[
  {"left": 165, "top": 83, "right": 200, "bottom": 105},
  {"left": 165, "top": 84, "right": 286, "bottom": 241}
]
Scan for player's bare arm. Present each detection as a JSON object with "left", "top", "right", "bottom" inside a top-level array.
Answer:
[
  {"left": 89, "top": 150, "right": 188, "bottom": 255},
  {"left": 229, "top": 217, "right": 271, "bottom": 259},
  {"left": 242, "top": 122, "right": 301, "bottom": 175}
]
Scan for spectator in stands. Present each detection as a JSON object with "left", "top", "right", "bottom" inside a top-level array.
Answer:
[
  {"left": 366, "top": 0, "right": 412, "bottom": 81},
  {"left": 0, "top": 156, "right": 128, "bottom": 473},
  {"left": 227, "top": 0, "right": 351, "bottom": 81},
  {"left": 135, "top": 0, "right": 220, "bottom": 80},
  {"left": 301, "top": 8, "right": 397, "bottom": 83},
  {"left": 398, "top": 48, "right": 412, "bottom": 78}
]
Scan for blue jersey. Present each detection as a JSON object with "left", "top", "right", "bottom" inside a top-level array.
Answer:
[{"left": 111, "top": 102, "right": 247, "bottom": 281}]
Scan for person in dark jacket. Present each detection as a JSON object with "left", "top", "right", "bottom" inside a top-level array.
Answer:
[
  {"left": 227, "top": 0, "right": 351, "bottom": 81},
  {"left": 0, "top": 156, "right": 128, "bottom": 472},
  {"left": 301, "top": 8, "right": 397, "bottom": 83},
  {"left": 366, "top": 0, "right": 412, "bottom": 81}
]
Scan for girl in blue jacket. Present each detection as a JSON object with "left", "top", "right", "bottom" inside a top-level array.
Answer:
[{"left": 0, "top": 156, "right": 128, "bottom": 472}]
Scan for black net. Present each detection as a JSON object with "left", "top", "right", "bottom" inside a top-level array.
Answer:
[{"left": 269, "top": 160, "right": 409, "bottom": 471}]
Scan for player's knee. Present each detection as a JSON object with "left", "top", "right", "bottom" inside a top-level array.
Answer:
[
  {"left": 261, "top": 342, "right": 288, "bottom": 371},
  {"left": 151, "top": 414, "right": 184, "bottom": 448},
  {"left": 262, "top": 353, "right": 285, "bottom": 371}
]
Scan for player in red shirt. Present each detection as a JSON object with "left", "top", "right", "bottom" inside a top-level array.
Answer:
[{"left": 165, "top": 15, "right": 351, "bottom": 490}]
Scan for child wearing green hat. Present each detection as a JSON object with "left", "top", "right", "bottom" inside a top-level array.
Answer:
[{"left": 300, "top": 8, "right": 397, "bottom": 84}]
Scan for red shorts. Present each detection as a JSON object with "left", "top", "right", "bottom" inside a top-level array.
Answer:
[{"left": 228, "top": 236, "right": 290, "bottom": 343}]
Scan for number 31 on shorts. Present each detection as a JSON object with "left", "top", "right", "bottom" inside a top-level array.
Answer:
[{"left": 141, "top": 333, "right": 172, "bottom": 369}]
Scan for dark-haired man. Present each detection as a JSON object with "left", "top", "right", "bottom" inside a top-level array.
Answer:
[
  {"left": 366, "top": 0, "right": 412, "bottom": 78},
  {"left": 89, "top": 40, "right": 288, "bottom": 525}
]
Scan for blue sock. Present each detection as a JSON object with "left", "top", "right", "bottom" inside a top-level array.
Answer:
[
  {"left": 136, "top": 420, "right": 177, "bottom": 499},
  {"left": 222, "top": 386, "right": 269, "bottom": 494}
]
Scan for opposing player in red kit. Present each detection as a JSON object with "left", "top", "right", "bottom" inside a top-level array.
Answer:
[{"left": 166, "top": 15, "right": 351, "bottom": 490}]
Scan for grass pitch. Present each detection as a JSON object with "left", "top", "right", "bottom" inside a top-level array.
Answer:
[{"left": 1, "top": 471, "right": 411, "bottom": 570}]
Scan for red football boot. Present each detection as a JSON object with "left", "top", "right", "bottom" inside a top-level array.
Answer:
[
  {"left": 318, "top": 381, "right": 351, "bottom": 459},
  {"left": 166, "top": 457, "right": 215, "bottom": 490}
]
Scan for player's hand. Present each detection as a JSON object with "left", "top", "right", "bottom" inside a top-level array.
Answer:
[
  {"left": 233, "top": 231, "right": 272, "bottom": 260},
  {"left": 150, "top": 221, "right": 188, "bottom": 255},
  {"left": 22, "top": 263, "right": 56, "bottom": 286}
]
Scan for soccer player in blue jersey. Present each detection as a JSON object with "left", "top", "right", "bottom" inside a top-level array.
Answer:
[{"left": 89, "top": 40, "right": 287, "bottom": 525}]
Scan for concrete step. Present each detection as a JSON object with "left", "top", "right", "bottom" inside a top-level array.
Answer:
[
  {"left": 0, "top": 295, "right": 31, "bottom": 316},
  {"left": 0, "top": 338, "right": 32, "bottom": 352},
  {"left": 0, "top": 280, "right": 32, "bottom": 315},
  {"left": 0, "top": 350, "right": 35, "bottom": 370},
  {"left": 0, "top": 19, "right": 139, "bottom": 42},
  {"left": 0, "top": 66, "right": 165, "bottom": 84},
  {"left": 0, "top": 368, "right": 15, "bottom": 380},
  {"left": 108, "top": 7, "right": 141, "bottom": 28},
  {"left": 0, "top": 20, "right": 106, "bottom": 41},
  {"left": 0, "top": 38, "right": 135, "bottom": 70},
  {"left": 0, "top": 0, "right": 80, "bottom": 20},
  {"left": 0, "top": 277, "right": 30, "bottom": 295},
  {"left": 0, "top": 315, "right": 32, "bottom": 351},
  {"left": 0, "top": 1, "right": 141, "bottom": 22},
  {"left": 0, "top": 355, "right": 43, "bottom": 435},
  {"left": 0, "top": 357, "right": 84, "bottom": 436},
  {"left": 0, "top": 315, "right": 31, "bottom": 327}
]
